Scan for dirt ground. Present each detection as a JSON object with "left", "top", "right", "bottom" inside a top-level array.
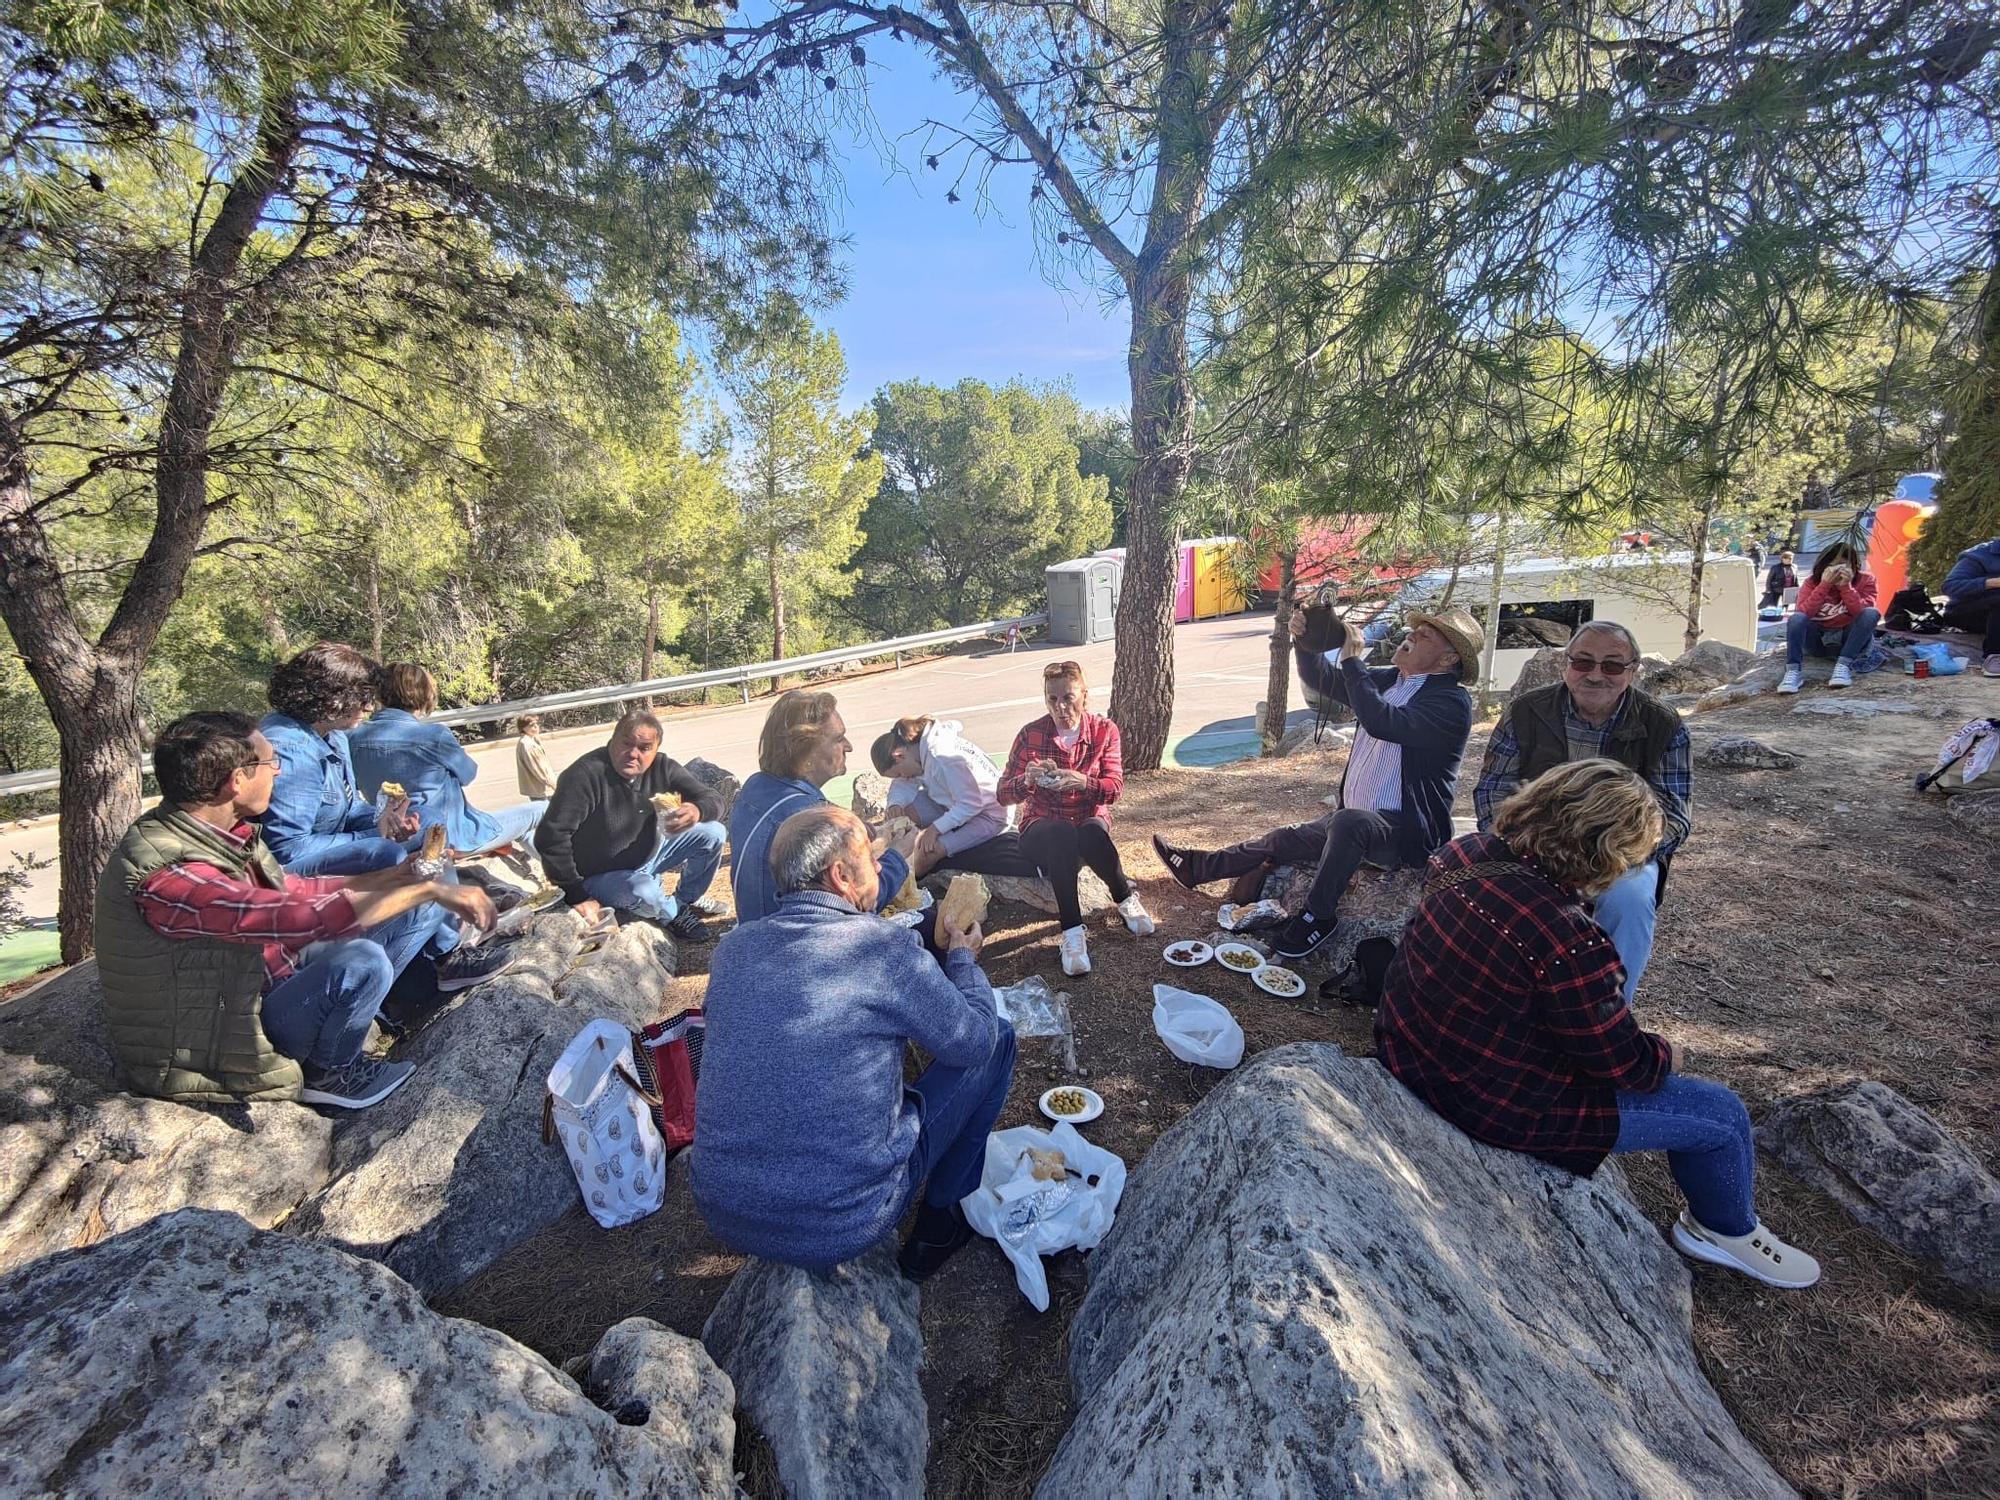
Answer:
[{"left": 441, "top": 662, "right": 1999, "bottom": 1500}]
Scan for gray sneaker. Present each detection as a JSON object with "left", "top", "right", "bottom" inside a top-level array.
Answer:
[
  {"left": 434, "top": 943, "right": 518, "bottom": 993},
  {"left": 300, "top": 1056, "right": 415, "bottom": 1110},
  {"left": 1986, "top": 653, "right": 2000, "bottom": 679}
]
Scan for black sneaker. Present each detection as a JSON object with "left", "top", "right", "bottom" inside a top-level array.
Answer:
[
  {"left": 1152, "top": 834, "right": 1224, "bottom": 890},
  {"left": 666, "top": 908, "right": 716, "bottom": 943},
  {"left": 300, "top": 1056, "right": 415, "bottom": 1110},
  {"left": 898, "top": 1201, "right": 977, "bottom": 1282},
  {"left": 1271, "top": 911, "right": 1331, "bottom": 962},
  {"left": 433, "top": 942, "right": 518, "bottom": 993}
]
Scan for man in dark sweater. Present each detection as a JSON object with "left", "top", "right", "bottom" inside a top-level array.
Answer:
[
  {"left": 533, "top": 710, "right": 726, "bottom": 940},
  {"left": 692, "top": 805, "right": 1016, "bottom": 1282},
  {"left": 1154, "top": 604, "right": 1483, "bottom": 962}
]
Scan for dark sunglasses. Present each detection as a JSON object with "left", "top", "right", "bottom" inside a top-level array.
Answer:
[
  {"left": 1565, "top": 654, "right": 1634, "bottom": 677},
  {"left": 1043, "top": 660, "right": 1084, "bottom": 679}
]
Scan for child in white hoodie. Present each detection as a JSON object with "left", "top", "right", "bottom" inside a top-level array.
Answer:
[{"left": 871, "top": 716, "right": 1036, "bottom": 878}]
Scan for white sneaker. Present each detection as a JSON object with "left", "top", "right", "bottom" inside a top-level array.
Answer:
[
  {"left": 1985, "top": 653, "right": 2000, "bottom": 679},
  {"left": 1827, "top": 660, "right": 1854, "bottom": 688},
  {"left": 1059, "top": 924, "right": 1092, "bottom": 976},
  {"left": 1116, "top": 893, "right": 1155, "bottom": 936},
  {"left": 1671, "top": 1213, "right": 1821, "bottom": 1289},
  {"left": 1777, "top": 667, "right": 1804, "bottom": 694}
]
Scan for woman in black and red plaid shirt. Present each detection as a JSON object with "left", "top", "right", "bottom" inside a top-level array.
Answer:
[
  {"left": 1378, "top": 758, "right": 1821, "bottom": 1290},
  {"left": 996, "top": 660, "right": 1155, "bottom": 976}
]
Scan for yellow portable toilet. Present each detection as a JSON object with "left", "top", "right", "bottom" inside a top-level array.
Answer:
[{"left": 1191, "top": 538, "right": 1248, "bottom": 619}]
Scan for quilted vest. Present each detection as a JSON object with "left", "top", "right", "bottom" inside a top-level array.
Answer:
[
  {"left": 93, "top": 807, "right": 304, "bottom": 1103},
  {"left": 1509, "top": 682, "right": 1683, "bottom": 783}
]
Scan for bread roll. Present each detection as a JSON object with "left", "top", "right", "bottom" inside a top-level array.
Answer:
[
  {"left": 937, "top": 874, "right": 988, "bottom": 931},
  {"left": 378, "top": 781, "right": 406, "bottom": 800},
  {"left": 421, "top": 823, "right": 448, "bottom": 861},
  {"left": 650, "top": 791, "right": 683, "bottom": 811}
]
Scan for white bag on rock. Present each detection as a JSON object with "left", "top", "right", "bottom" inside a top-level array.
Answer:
[
  {"left": 1151, "top": 983, "right": 1245, "bottom": 1069},
  {"left": 545, "top": 1019, "right": 667, "bottom": 1229},
  {"left": 962, "top": 1122, "right": 1126, "bottom": 1311}
]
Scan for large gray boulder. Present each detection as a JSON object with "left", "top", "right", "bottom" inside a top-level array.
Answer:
[
  {"left": 683, "top": 756, "right": 742, "bottom": 821},
  {"left": 285, "top": 913, "right": 663, "bottom": 1297},
  {"left": 850, "top": 770, "right": 891, "bottom": 826},
  {"left": 1258, "top": 860, "right": 1422, "bottom": 977},
  {"left": 1697, "top": 735, "right": 1802, "bottom": 772},
  {"left": 1509, "top": 645, "right": 1569, "bottom": 696},
  {"left": 989, "top": 868, "right": 1114, "bottom": 919},
  {"left": 0, "top": 961, "right": 332, "bottom": 1280},
  {"left": 703, "top": 1245, "right": 927, "bottom": 1500},
  {"left": 0, "top": 1208, "right": 738, "bottom": 1497},
  {"left": 1037, "top": 1044, "right": 1793, "bottom": 1498},
  {"left": 1648, "top": 639, "right": 1760, "bottom": 694},
  {"left": 1757, "top": 1080, "right": 1999, "bottom": 1306}
]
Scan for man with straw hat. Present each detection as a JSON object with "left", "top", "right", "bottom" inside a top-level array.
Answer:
[{"left": 1154, "top": 602, "right": 1484, "bottom": 962}]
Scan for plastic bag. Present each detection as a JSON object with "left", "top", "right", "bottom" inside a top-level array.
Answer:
[
  {"left": 1909, "top": 641, "right": 1967, "bottom": 676},
  {"left": 545, "top": 1019, "right": 668, "bottom": 1229},
  {"left": 1151, "top": 983, "right": 1245, "bottom": 1069},
  {"left": 961, "top": 1121, "right": 1126, "bottom": 1311},
  {"left": 992, "top": 976, "right": 1077, "bottom": 1073},
  {"left": 1218, "top": 898, "right": 1286, "bottom": 931}
]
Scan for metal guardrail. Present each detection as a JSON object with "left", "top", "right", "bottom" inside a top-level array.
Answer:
[{"left": 0, "top": 612, "right": 1046, "bottom": 799}]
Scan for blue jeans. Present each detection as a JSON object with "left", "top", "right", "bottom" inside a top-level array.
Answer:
[
  {"left": 261, "top": 938, "right": 396, "bottom": 1071},
  {"left": 464, "top": 799, "right": 546, "bottom": 856},
  {"left": 902, "top": 1024, "right": 1019, "bottom": 1210},
  {"left": 1786, "top": 606, "right": 1880, "bottom": 667},
  {"left": 1591, "top": 860, "right": 1658, "bottom": 1004},
  {"left": 367, "top": 863, "right": 462, "bottom": 968},
  {"left": 580, "top": 821, "right": 726, "bottom": 921},
  {"left": 1612, "top": 1074, "right": 1756, "bottom": 1237}
]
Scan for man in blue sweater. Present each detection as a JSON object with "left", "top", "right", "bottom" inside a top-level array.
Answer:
[
  {"left": 1941, "top": 536, "right": 2000, "bottom": 678},
  {"left": 693, "top": 805, "right": 1016, "bottom": 1281},
  {"left": 1153, "top": 605, "right": 1482, "bottom": 962}
]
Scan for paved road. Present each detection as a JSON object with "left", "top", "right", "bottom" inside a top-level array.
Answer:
[{"left": 2, "top": 614, "right": 1293, "bottom": 927}]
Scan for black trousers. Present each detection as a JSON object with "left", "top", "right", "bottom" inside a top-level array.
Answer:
[
  {"left": 1943, "top": 592, "right": 2000, "bottom": 654},
  {"left": 1205, "top": 808, "right": 1414, "bottom": 923},
  {"left": 1019, "top": 818, "right": 1134, "bottom": 929},
  {"left": 934, "top": 830, "right": 1042, "bottom": 880}
]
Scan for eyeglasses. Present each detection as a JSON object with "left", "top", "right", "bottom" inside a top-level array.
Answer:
[
  {"left": 1042, "top": 660, "right": 1083, "bottom": 680},
  {"left": 240, "top": 757, "right": 280, "bottom": 771},
  {"left": 1564, "top": 655, "right": 1634, "bottom": 677}
]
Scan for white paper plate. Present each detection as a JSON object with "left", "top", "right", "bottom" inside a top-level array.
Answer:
[
  {"left": 1214, "top": 941, "right": 1266, "bottom": 976},
  {"left": 1162, "top": 939, "right": 1213, "bottom": 968},
  {"left": 1039, "top": 1086, "right": 1104, "bottom": 1124},
  {"left": 1252, "top": 964, "right": 1308, "bottom": 999}
]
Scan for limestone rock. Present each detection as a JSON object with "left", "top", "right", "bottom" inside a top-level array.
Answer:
[
  {"left": 683, "top": 756, "right": 742, "bottom": 821},
  {"left": 0, "top": 961, "right": 332, "bottom": 1280},
  {"left": 850, "top": 771, "right": 891, "bottom": 826},
  {"left": 1649, "top": 639, "right": 1760, "bottom": 694},
  {"left": 1510, "top": 645, "right": 1570, "bottom": 696},
  {"left": 1038, "top": 1045, "right": 1793, "bottom": 1498},
  {"left": 1757, "top": 1080, "right": 1999, "bottom": 1305},
  {"left": 1258, "top": 860, "right": 1423, "bottom": 977},
  {"left": 989, "top": 868, "right": 1114, "bottom": 919},
  {"left": 0, "top": 1209, "right": 738, "bottom": 1497},
  {"left": 1697, "top": 735, "right": 1802, "bottom": 772},
  {"left": 703, "top": 1245, "right": 927, "bottom": 1500},
  {"left": 1790, "top": 698, "right": 1918, "bottom": 718},
  {"left": 1694, "top": 652, "right": 1859, "bottom": 710}
]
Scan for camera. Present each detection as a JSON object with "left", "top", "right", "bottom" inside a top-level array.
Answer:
[{"left": 1295, "top": 583, "right": 1347, "bottom": 655}]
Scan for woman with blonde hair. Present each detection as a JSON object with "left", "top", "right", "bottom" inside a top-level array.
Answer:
[
  {"left": 996, "top": 659, "right": 1154, "bottom": 976},
  {"left": 1376, "top": 759, "right": 1820, "bottom": 1289}
]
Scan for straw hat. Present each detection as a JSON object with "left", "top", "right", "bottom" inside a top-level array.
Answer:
[{"left": 1403, "top": 605, "right": 1486, "bottom": 684}]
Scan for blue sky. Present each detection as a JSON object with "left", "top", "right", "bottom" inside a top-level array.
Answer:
[{"left": 817, "top": 53, "right": 1131, "bottom": 413}]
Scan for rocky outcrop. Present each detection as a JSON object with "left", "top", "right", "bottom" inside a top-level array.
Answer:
[
  {"left": 1693, "top": 651, "right": 1888, "bottom": 710},
  {"left": 1648, "top": 640, "right": 1760, "bottom": 694},
  {"left": 989, "top": 869, "right": 1114, "bottom": 919},
  {"left": 0, "top": 1209, "right": 738, "bottom": 1497},
  {"left": 850, "top": 771, "right": 891, "bottom": 826},
  {"left": 683, "top": 756, "right": 742, "bottom": 821},
  {"left": 1757, "top": 1080, "right": 1998, "bottom": 1306},
  {"left": 1258, "top": 861, "right": 1423, "bottom": 977},
  {"left": 1038, "top": 1044, "right": 1793, "bottom": 1498},
  {"left": 1697, "top": 735, "right": 1802, "bottom": 772},
  {"left": 1510, "top": 645, "right": 1569, "bottom": 696},
  {"left": 703, "top": 1245, "right": 927, "bottom": 1500}
]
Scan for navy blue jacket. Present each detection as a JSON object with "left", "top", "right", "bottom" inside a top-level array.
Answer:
[{"left": 1943, "top": 539, "right": 2000, "bottom": 609}]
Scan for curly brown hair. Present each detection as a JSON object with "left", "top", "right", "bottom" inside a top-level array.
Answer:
[{"left": 267, "top": 642, "right": 381, "bottom": 726}]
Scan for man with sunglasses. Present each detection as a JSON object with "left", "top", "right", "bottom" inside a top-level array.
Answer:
[{"left": 1474, "top": 621, "right": 1691, "bottom": 1002}]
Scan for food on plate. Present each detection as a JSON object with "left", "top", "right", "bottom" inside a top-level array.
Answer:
[
  {"left": 421, "top": 822, "right": 449, "bottom": 862},
  {"left": 1166, "top": 944, "right": 1201, "bottom": 962},
  {"left": 378, "top": 780, "right": 407, "bottom": 801},
  {"left": 937, "top": 873, "right": 989, "bottom": 931},
  {"left": 650, "top": 791, "right": 683, "bottom": 811},
  {"left": 1045, "top": 1089, "right": 1089, "bottom": 1118},
  {"left": 1258, "top": 967, "right": 1305, "bottom": 996},
  {"left": 1024, "top": 1146, "right": 1071, "bottom": 1180},
  {"left": 1219, "top": 947, "right": 1261, "bottom": 971}
]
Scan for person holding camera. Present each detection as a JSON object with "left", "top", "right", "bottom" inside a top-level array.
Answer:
[
  {"left": 1153, "top": 600, "right": 1482, "bottom": 963},
  {"left": 1779, "top": 541, "right": 1881, "bottom": 693}
]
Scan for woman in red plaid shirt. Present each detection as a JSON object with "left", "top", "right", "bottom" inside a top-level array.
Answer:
[
  {"left": 1378, "top": 759, "right": 1820, "bottom": 1289},
  {"left": 996, "top": 660, "right": 1154, "bottom": 976}
]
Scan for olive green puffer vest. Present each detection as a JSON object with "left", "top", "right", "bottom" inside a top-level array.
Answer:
[{"left": 94, "top": 807, "right": 305, "bottom": 1103}]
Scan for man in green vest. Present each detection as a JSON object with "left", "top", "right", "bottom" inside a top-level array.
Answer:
[
  {"left": 95, "top": 711, "right": 498, "bottom": 1110},
  {"left": 1474, "top": 620, "right": 1692, "bottom": 1004}
]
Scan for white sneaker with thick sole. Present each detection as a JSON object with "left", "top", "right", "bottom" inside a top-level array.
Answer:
[
  {"left": 1059, "top": 924, "right": 1092, "bottom": 976},
  {"left": 1985, "top": 653, "right": 2000, "bottom": 679},
  {"left": 1116, "top": 893, "right": 1155, "bottom": 936},
  {"left": 1671, "top": 1213, "right": 1821, "bottom": 1289},
  {"left": 1827, "top": 660, "right": 1854, "bottom": 688},
  {"left": 1777, "top": 667, "right": 1804, "bottom": 694}
]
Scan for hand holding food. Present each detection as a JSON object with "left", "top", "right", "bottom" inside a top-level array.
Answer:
[
  {"left": 436, "top": 882, "right": 498, "bottom": 932},
  {"left": 937, "top": 873, "right": 989, "bottom": 932},
  {"left": 376, "top": 785, "right": 420, "bottom": 841},
  {"left": 651, "top": 790, "right": 697, "bottom": 833}
]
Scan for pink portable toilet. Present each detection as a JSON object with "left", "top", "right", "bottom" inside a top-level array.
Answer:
[{"left": 1174, "top": 543, "right": 1197, "bottom": 622}]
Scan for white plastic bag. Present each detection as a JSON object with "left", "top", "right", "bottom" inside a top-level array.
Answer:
[
  {"left": 545, "top": 1019, "right": 667, "bottom": 1229},
  {"left": 962, "top": 1122, "right": 1126, "bottom": 1311},
  {"left": 1151, "top": 983, "right": 1245, "bottom": 1069}
]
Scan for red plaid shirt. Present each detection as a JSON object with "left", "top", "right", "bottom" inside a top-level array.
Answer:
[
  {"left": 997, "top": 712, "right": 1124, "bottom": 829},
  {"left": 134, "top": 823, "right": 361, "bottom": 990},
  {"left": 1375, "top": 832, "right": 1670, "bottom": 1174}
]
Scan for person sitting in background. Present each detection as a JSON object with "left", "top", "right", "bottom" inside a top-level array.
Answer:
[
  {"left": 1474, "top": 619, "right": 1689, "bottom": 1004},
  {"left": 729, "top": 690, "right": 918, "bottom": 926},
  {"left": 1155, "top": 605, "right": 1482, "bottom": 965},
  {"left": 870, "top": 715, "right": 1037, "bottom": 879},
  {"left": 516, "top": 714, "right": 557, "bottom": 799},
  {"left": 533, "top": 709, "right": 724, "bottom": 940},
  {"left": 997, "top": 660, "right": 1155, "bottom": 977},
  {"left": 692, "top": 805, "right": 1016, "bottom": 1281},
  {"left": 1761, "top": 549, "right": 1798, "bottom": 610},
  {"left": 260, "top": 643, "right": 503, "bottom": 994},
  {"left": 1378, "top": 759, "right": 1819, "bottom": 1289},
  {"left": 1940, "top": 534, "right": 2000, "bottom": 678},
  {"left": 350, "top": 663, "right": 546, "bottom": 856},
  {"left": 1779, "top": 542, "right": 1880, "bottom": 693},
  {"left": 97, "top": 712, "right": 500, "bottom": 1111}
]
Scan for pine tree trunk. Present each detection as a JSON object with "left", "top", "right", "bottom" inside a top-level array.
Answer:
[
  {"left": 1261, "top": 550, "right": 1297, "bottom": 756},
  {"left": 641, "top": 577, "right": 660, "bottom": 709},
  {"left": 366, "top": 555, "right": 385, "bottom": 660},
  {"left": 1683, "top": 498, "right": 1714, "bottom": 653},
  {"left": 768, "top": 542, "right": 787, "bottom": 694}
]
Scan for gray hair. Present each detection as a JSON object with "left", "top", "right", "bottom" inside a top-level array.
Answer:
[
  {"left": 1573, "top": 620, "right": 1640, "bottom": 661},
  {"left": 770, "top": 805, "right": 865, "bottom": 896}
]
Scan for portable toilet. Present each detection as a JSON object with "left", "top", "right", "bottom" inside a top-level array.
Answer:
[
  {"left": 1174, "top": 543, "right": 1197, "bottom": 622},
  {"left": 1192, "top": 538, "right": 1249, "bottom": 618},
  {"left": 1046, "top": 556, "right": 1121, "bottom": 644},
  {"left": 1866, "top": 499, "right": 1935, "bottom": 601}
]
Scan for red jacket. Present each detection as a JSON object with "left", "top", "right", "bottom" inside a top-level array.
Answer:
[
  {"left": 1794, "top": 571, "right": 1878, "bottom": 630},
  {"left": 998, "top": 712, "right": 1124, "bottom": 829}
]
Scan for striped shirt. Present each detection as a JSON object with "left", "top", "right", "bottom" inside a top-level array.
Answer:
[{"left": 1341, "top": 672, "right": 1429, "bottom": 812}]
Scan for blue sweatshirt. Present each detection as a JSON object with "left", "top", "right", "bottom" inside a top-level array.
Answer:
[
  {"left": 690, "top": 889, "right": 1005, "bottom": 1268},
  {"left": 1942, "top": 539, "right": 2000, "bottom": 608},
  {"left": 727, "top": 770, "right": 910, "bottom": 925},
  {"left": 348, "top": 708, "right": 500, "bottom": 855}
]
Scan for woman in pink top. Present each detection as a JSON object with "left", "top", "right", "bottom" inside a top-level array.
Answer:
[{"left": 1779, "top": 541, "right": 1880, "bottom": 694}]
